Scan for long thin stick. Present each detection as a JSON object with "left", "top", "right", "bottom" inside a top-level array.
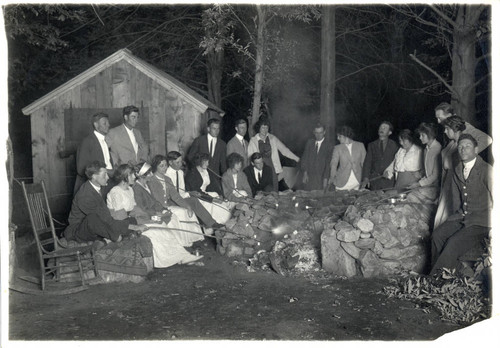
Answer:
[{"left": 150, "top": 226, "right": 265, "bottom": 243}]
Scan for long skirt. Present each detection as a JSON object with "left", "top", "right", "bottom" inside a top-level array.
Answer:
[
  {"left": 198, "top": 192, "right": 234, "bottom": 224},
  {"left": 434, "top": 169, "right": 453, "bottom": 230},
  {"left": 395, "top": 171, "right": 421, "bottom": 189},
  {"left": 143, "top": 222, "right": 201, "bottom": 268},
  {"left": 168, "top": 206, "right": 204, "bottom": 247}
]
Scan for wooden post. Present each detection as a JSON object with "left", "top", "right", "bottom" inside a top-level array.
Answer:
[{"left": 320, "top": 5, "right": 336, "bottom": 140}]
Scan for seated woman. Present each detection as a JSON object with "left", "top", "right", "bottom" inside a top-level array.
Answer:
[
  {"left": 434, "top": 116, "right": 466, "bottom": 229},
  {"left": 147, "top": 155, "right": 205, "bottom": 247},
  {"left": 384, "top": 129, "right": 423, "bottom": 189},
  {"left": 185, "top": 153, "right": 233, "bottom": 224},
  {"left": 107, "top": 164, "right": 203, "bottom": 267},
  {"left": 407, "top": 123, "right": 442, "bottom": 202},
  {"left": 222, "top": 153, "right": 253, "bottom": 202},
  {"left": 328, "top": 126, "right": 366, "bottom": 191}
]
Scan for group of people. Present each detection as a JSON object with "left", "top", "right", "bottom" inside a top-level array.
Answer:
[
  {"left": 64, "top": 102, "right": 493, "bottom": 275},
  {"left": 323, "top": 102, "right": 492, "bottom": 276}
]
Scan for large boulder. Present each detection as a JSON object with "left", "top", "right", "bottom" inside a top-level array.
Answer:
[
  {"left": 341, "top": 242, "right": 361, "bottom": 259},
  {"left": 336, "top": 228, "right": 361, "bottom": 243},
  {"left": 358, "top": 250, "right": 382, "bottom": 278},
  {"left": 355, "top": 218, "right": 374, "bottom": 233},
  {"left": 379, "top": 245, "right": 421, "bottom": 260},
  {"left": 321, "top": 229, "right": 357, "bottom": 277}
]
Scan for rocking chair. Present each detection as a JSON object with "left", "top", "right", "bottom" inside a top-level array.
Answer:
[{"left": 20, "top": 181, "right": 99, "bottom": 293}]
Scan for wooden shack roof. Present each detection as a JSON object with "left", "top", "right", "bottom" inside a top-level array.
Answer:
[{"left": 22, "top": 48, "right": 224, "bottom": 116}]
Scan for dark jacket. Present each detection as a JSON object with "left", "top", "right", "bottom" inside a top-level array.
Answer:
[
  {"left": 133, "top": 183, "right": 164, "bottom": 217},
  {"left": 243, "top": 164, "right": 275, "bottom": 196},
  {"left": 300, "top": 138, "right": 333, "bottom": 190},
  {"left": 185, "top": 168, "right": 223, "bottom": 202},
  {"left": 187, "top": 135, "right": 227, "bottom": 176},
  {"left": 64, "top": 181, "right": 128, "bottom": 242},
  {"left": 449, "top": 156, "right": 493, "bottom": 228},
  {"left": 74, "top": 132, "right": 106, "bottom": 194},
  {"left": 362, "top": 138, "right": 399, "bottom": 180}
]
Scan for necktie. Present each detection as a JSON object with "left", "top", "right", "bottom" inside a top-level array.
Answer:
[
  {"left": 463, "top": 166, "right": 471, "bottom": 180},
  {"left": 380, "top": 140, "right": 384, "bottom": 154},
  {"left": 176, "top": 171, "right": 180, "bottom": 192},
  {"left": 257, "top": 171, "right": 261, "bottom": 184},
  {"left": 242, "top": 139, "right": 246, "bottom": 151},
  {"left": 210, "top": 139, "right": 214, "bottom": 158},
  {"left": 315, "top": 142, "right": 319, "bottom": 154}
]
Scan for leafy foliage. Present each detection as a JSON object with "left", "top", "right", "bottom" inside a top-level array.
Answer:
[{"left": 383, "top": 268, "right": 490, "bottom": 324}]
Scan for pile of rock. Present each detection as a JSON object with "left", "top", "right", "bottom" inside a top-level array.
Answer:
[
  {"left": 321, "top": 196, "right": 435, "bottom": 278},
  {"left": 215, "top": 190, "right": 365, "bottom": 274}
]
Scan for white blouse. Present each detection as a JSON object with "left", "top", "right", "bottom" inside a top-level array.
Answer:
[
  {"left": 197, "top": 167, "right": 211, "bottom": 193},
  {"left": 107, "top": 185, "right": 136, "bottom": 213},
  {"left": 385, "top": 144, "right": 422, "bottom": 179}
]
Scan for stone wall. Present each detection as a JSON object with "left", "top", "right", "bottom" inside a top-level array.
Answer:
[
  {"left": 216, "top": 189, "right": 436, "bottom": 278},
  {"left": 321, "top": 193, "right": 435, "bottom": 277}
]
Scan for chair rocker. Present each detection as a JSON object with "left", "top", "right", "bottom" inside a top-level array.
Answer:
[{"left": 21, "top": 181, "right": 99, "bottom": 293}]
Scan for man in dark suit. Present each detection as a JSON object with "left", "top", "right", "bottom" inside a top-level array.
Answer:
[
  {"left": 226, "top": 118, "right": 249, "bottom": 168},
  {"left": 187, "top": 118, "right": 227, "bottom": 176},
  {"left": 106, "top": 105, "right": 149, "bottom": 167},
  {"left": 244, "top": 152, "right": 276, "bottom": 196},
  {"left": 64, "top": 161, "right": 147, "bottom": 243},
  {"left": 430, "top": 134, "right": 492, "bottom": 275},
  {"left": 360, "top": 121, "right": 399, "bottom": 190},
  {"left": 300, "top": 123, "right": 333, "bottom": 191},
  {"left": 74, "top": 112, "right": 113, "bottom": 194}
]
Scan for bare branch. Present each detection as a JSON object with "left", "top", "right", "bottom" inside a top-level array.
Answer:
[
  {"left": 429, "top": 5, "right": 456, "bottom": 29},
  {"left": 229, "top": 6, "right": 255, "bottom": 45},
  {"left": 409, "top": 53, "right": 456, "bottom": 96},
  {"left": 472, "top": 72, "right": 491, "bottom": 89}
]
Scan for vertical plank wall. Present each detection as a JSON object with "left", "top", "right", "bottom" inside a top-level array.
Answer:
[{"left": 31, "top": 58, "right": 207, "bottom": 213}]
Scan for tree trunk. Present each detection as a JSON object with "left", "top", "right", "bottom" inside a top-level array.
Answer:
[
  {"left": 320, "top": 5, "right": 336, "bottom": 139},
  {"left": 450, "top": 5, "right": 483, "bottom": 125},
  {"left": 249, "top": 5, "right": 266, "bottom": 137},
  {"left": 206, "top": 44, "right": 224, "bottom": 109}
]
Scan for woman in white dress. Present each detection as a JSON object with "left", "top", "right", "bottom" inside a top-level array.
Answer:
[
  {"left": 107, "top": 164, "right": 202, "bottom": 268},
  {"left": 147, "top": 155, "right": 205, "bottom": 247},
  {"left": 384, "top": 129, "right": 423, "bottom": 189},
  {"left": 185, "top": 152, "right": 233, "bottom": 224}
]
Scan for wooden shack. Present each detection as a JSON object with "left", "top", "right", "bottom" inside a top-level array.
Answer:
[{"left": 22, "top": 48, "right": 224, "bottom": 214}]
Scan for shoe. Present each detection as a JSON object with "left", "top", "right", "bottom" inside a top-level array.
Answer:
[
  {"left": 211, "top": 223, "right": 225, "bottom": 230},
  {"left": 179, "top": 253, "right": 204, "bottom": 265}
]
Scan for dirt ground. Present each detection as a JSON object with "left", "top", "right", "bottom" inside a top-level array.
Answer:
[{"left": 9, "top": 230, "right": 474, "bottom": 342}]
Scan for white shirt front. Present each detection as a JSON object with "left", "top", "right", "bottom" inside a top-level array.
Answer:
[
  {"left": 207, "top": 134, "right": 217, "bottom": 157},
  {"left": 253, "top": 167, "right": 262, "bottom": 183},
  {"left": 89, "top": 181, "right": 101, "bottom": 194},
  {"left": 235, "top": 133, "right": 245, "bottom": 148},
  {"left": 166, "top": 167, "right": 189, "bottom": 198},
  {"left": 345, "top": 142, "right": 352, "bottom": 156},
  {"left": 94, "top": 131, "right": 112, "bottom": 170},
  {"left": 197, "top": 167, "right": 211, "bottom": 192},
  {"left": 124, "top": 125, "right": 139, "bottom": 155},
  {"left": 463, "top": 157, "right": 477, "bottom": 180}
]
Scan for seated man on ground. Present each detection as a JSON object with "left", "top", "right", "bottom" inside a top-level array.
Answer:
[
  {"left": 63, "top": 161, "right": 148, "bottom": 244},
  {"left": 430, "top": 134, "right": 492, "bottom": 275},
  {"left": 243, "top": 152, "right": 276, "bottom": 196}
]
